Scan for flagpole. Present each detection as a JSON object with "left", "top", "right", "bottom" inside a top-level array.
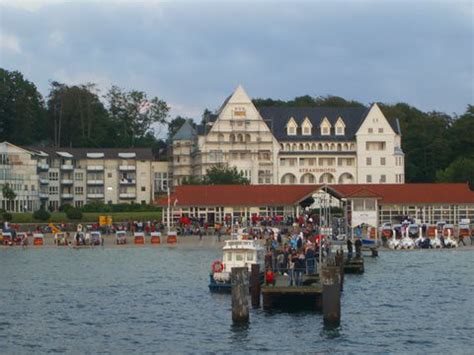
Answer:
[{"left": 167, "top": 187, "right": 171, "bottom": 233}]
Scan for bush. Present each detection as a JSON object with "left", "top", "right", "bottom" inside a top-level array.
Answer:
[
  {"left": 3, "top": 212, "right": 12, "bottom": 221},
  {"left": 66, "top": 207, "right": 83, "bottom": 220},
  {"left": 33, "top": 208, "right": 50, "bottom": 221},
  {"left": 81, "top": 202, "right": 159, "bottom": 213},
  {"left": 59, "top": 204, "right": 74, "bottom": 213}
]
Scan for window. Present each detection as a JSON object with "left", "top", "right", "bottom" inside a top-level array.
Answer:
[
  {"left": 288, "top": 126, "right": 296, "bottom": 135},
  {"left": 141, "top": 186, "right": 146, "bottom": 192},
  {"left": 366, "top": 157, "right": 372, "bottom": 166},
  {"left": 368, "top": 128, "right": 373, "bottom": 133},
  {"left": 24, "top": 185, "right": 28, "bottom": 191},
  {"left": 366, "top": 142, "right": 386, "bottom": 151},
  {"left": 303, "top": 126, "right": 311, "bottom": 135},
  {"left": 322, "top": 126, "right": 330, "bottom": 135},
  {"left": 31, "top": 185, "right": 35, "bottom": 191},
  {"left": 366, "top": 175, "right": 372, "bottom": 183},
  {"left": 380, "top": 174, "right": 386, "bottom": 183},
  {"left": 75, "top": 201, "right": 84, "bottom": 208},
  {"left": 49, "top": 172, "right": 59, "bottom": 181},
  {"left": 75, "top": 187, "right": 84, "bottom": 195},
  {"left": 75, "top": 173, "right": 83, "bottom": 181},
  {"left": 107, "top": 172, "right": 112, "bottom": 178},
  {"left": 381, "top": 157, "right": 386, "bottom": 166},
  {"left": 289, "top": 159, "right": 296, "bottom": 167},
  {"left": 49, "top": 186, "right": 59, "bottom": 195},
  {"left": 378, "top": 128, "right": 384, "bottom": 133},
  {"left": 336, "top": 126, "right": 344, "bottom": 135},
  {"left": 234, "top": 107, "right": 246, "bottom": 117}
]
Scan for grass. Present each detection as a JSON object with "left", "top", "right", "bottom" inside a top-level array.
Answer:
[{"left": 10, "top": 211, "right": 162, "bottom": 224}]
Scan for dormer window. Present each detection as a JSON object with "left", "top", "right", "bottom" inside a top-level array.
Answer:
[
  {"left": 320, "top": 117, "right": 331, "bottom": 136},
  {"left": 302, "top": 117, "right": 312, "bottom": 136},
  {"left": 233, "top": 107, "right": 246, "bottom": 117},
  {"left": 335, "top": 117, "right": 346, "bottom": 136},
  {"left": 286, "top": 117, "right": 298, "bottom": 136}
]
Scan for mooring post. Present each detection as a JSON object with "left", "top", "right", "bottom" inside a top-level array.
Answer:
[
  {"left": 335, "top": 251, "right": 344, "bottom": 292},
  {"left": 250, "top": 263, "right": 260, "bottom": 308},
  {"left": 231, "top": 267, "right": 249, "bottom": 323},
  {"left": 371, "top": 248, "right": 378, "bottom": 257},
  {"left": 322, "top": 265, "right": 341, "bottom": 326}
]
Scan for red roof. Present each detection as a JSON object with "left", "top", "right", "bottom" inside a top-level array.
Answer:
[
  {"left": 156, "top": 185, "right": 321, "bottom": 207},
  {"left": 327, "top": 183, "right": 474, "bottom": 204}
]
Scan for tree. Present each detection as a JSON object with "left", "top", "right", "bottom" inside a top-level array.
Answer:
[
  {"left": 0, "top": 68, "right": 46, "bottom": 144},
  {"left": 436, "top": 156, "right": 474, "bottom": 189},
  {"left": 203, "top": 166, "right": 250, "bottom": 185},
  {"left": 105, "top": 86, "right": 169, "bottom": 147},
  {"left": 2, "top": 183, "right": 16, "bottom": 211},
  {"left": 46, "top": 81, "right": 114, "bottom": 147},
  {"left": 447, "top": 105, "right": 474, "bottom": 161},
  {"left": 182, "top": 175, "right": 203, "bottom": 185},
  {"left": 253, "top": 95, "right": 365, "bottom": 108}
]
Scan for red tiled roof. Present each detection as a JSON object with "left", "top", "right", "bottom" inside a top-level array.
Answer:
[
  {"left": 156, "top": 185, "right": 321, "bottom": 207},
  {"left": 328, "top": 183, "right": 474, "bottom": 204},
  {"left": 156, "top": 183, "right": 474, "bottom": 207}
]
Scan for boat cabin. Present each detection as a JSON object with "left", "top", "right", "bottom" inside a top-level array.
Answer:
[{"left": 222, "top": 239, "right": 265, "bottom": 273}]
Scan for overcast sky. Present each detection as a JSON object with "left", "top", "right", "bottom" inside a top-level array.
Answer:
[{"left": 0, "top": 0, "right": 472, "bottom": 121}]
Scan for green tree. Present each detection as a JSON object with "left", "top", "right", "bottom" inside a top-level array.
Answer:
[
  {"left": 203, "top": 166, "right": 250, "bottom": 185},
  {"left": 2, "top": 183, "right": 16, "bottom": 210},
  {"left": 46, "top": 81, "right": 113, "bottom": 147},
  {"left": 182, "top": 175, "right": 203, "bottom": 185},
  {"left": 447, "top": 105, "right": 474, "bottom": 160},
  {"left": 0, "top": 68, "right": 46, "bottom": 144},
  {"left": 105, "top": 86, "right": 169, "bottom": 147},
  {"left": 436, "top": 156, "right": 474, "bottom": 189}
]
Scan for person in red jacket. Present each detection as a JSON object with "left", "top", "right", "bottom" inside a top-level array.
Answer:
[{"left": 265, "top": 268, "right": 275, "bottom": 286}]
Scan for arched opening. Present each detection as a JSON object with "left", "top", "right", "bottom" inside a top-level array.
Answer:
[
  {"left": 230, "top": 134, "right": 235, "bottom": 143},
  {"left": 338, "top": 173, "right": 354, "bottom": 184},
  {"left": 300, "top": 173, "right": 315, "bottom": 184},
  {"left": 330, "top": 143, "right": 335, "bottom": 151},
  {"left": 319, "top": 173, "right": 335, "bottom": 183},
  {"left": 299, "top": 143, "right": 304, "bottom": 150},
  {"left": 311, "top": 143, "right": 316, "bottom": 150},
  {"left": 281, "top": 173, "right": 297, "bottom": 184},
  {"left": 237, "top": 134, "right": 243, "bottom": 142},
  {"left": 344, "top": 143, "right": 349, "bottom": 151},
  {"left": 292, "top": 143, "right": 297, "bottom": 151},
  {"left": 337, "top": 143, "right": 342, "bottom": 151},
  {"left": 318, "top": 143, "right": 323, "bottom": 150},
  {"left": 324, "top": 143, "right": 329, "bottom": 150},
  {"left": 245, "top": 134, "right": 251, "bottom": 142},
  {"left": 286, "top": 143, "right": 291, "bottom": 151},
  {"left": 305, "top": 143, "right": 310, "bottom": 150},
  {"left": 350, "top": 143, "right": 355, "bottom": 150}
]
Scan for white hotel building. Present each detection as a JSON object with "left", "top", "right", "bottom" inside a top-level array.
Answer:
[{"left": 171, "top": 85, "right": 405, "bottom": 187}]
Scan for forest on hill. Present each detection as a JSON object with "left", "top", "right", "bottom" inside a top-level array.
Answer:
[{"left": 1, "top": 68, "right": 472, "bottom": 187}]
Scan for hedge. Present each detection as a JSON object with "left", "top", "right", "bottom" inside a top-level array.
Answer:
[{"left": 10, "top": 211, "right": 161, "bottom": 224}]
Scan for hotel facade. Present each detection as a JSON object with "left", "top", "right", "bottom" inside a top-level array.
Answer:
[{"left": 171, "top": 85, "right": 405, "bottom": 187}]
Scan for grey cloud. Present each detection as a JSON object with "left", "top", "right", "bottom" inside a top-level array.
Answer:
[{"left": 0, "top": 0, "right": 472, "bottom": 119}]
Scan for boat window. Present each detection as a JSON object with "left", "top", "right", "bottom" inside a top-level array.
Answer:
[
  {"left": 236, "top": 254, "right": 243, "bottom": 261},
  {"left": 246, "top": 253, "right": 254, "bottom": 261},
  {"left": 227, "top": 253, "right": 232, "bottom": 262}
]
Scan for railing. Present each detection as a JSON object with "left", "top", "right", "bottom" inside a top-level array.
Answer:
[
  {"left": 87, "top": 165, "right": 104, "bottom": 171},
  {"left": 38, "top": 163, "right": 49, "bottom": 170},
  {"left": 119, "top": 193, "right": 136, "bottom": 199},
  {"left": 61, "top": 193, "right": 73, "bottom": 199},
  {"left": 119, "top": 165, "right": 136, "bottom": 171},
  {"left": 120, "top": 179, "right": 136, "bottom": 185},
  {"left": 39, "top": 178, "right": 49, "bottom": 184},
  {"left": 87, "top": 179, "right": 104, "bottom": 185},
  {"left": 87, "top": 193, "right": 104, "bottom": 199},
  {"left": 61, "top": 179, "right": 74, "bottom": 185},
  {"left": 61, "top": 164, "right": 74, "bottom": 170}
]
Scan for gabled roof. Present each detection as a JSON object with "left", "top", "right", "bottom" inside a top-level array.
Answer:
[
  {"left": 258, "top": 106, "right": 370, "bottom": 141},
  {"left": 156, "top": 185, "right": 321, "bottom": 207},
  {"left": 173, "top": 120, "right": 197, "bottom": 140}
]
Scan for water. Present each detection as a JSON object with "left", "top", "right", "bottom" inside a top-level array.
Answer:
[{"left": 1, "top": 246, "right": 473, "bottom": 353}]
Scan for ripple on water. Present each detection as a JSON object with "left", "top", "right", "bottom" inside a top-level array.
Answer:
[{"left": 0, "top": 248, "right": 473, "bottom": 353}]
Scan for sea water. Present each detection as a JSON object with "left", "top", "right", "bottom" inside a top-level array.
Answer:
[{"left": 1, "top": 246, "right": 473, "bottom": 353}]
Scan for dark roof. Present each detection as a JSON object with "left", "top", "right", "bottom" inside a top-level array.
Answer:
[
  {"left": 26, "top": 146, "right": 155, "bottom": 160},
  {"left": 257, "top": 105, "right": 400, "bottom": 141},
  {"left": 173, "top": 120, "right": 197, "bottom": 140}
]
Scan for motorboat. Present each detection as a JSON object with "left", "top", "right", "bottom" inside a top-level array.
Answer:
[
  {"left": 408, "top": 224, "right": 420, "bottom": 238},
  {"left": 387, "top": 230, "right": 400, "bottom": 249},
  {"left": 1, "top": 232, "right": 13, "bottom": 245},
  {"left": 16, "top": 232, "right": 29, "bottom": 246},
  {"left": 415, "top": 226, "right": 430, "bottom": 248},
  {"left": 209, "top": 236, "right": 265, "bottom": 292},
  {"left": 33, "top": 233, "right": 44, "bottom": 246},
  {"left": 443, "top": 225, "right": 458, "bottom": 248},
  {"left": 436, "top": 221, "right": 446, "bottom": 234},
  {"left": 134, "top": 232, "right": 145, "bottom": 245},
  {"left": 54, "top": 232, "right": 68, "bottom": 246},
  {"left": 116, "top": 231, "right": 127, "bottom": 245},
  {"left": 400, "top": 229, "right": 415, "bottom": 249},
  {"left": 430, "top": 230, "right": 442, "bottom": 249},
  {"left": 458, "top": 223, "right": 470, "bottom": 239},
  {"left": 150, "top": 232, "right": 161, "bottom": 244}
]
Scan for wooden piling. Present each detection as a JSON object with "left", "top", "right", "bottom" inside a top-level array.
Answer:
[
  {"left": 322, "top": 265, "right": 341, "bottom": 326},
  {"left": 250, "top": 264, "right": 260, "bottom": 308},
  {"left": 335, "top": 251, "right": 344, "bottom": 292},
  {"left": 231, "top": 267, "right": 249, "bottom": 323}
]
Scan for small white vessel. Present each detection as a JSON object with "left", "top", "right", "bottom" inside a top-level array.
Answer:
[
  {"left": 400, "top": 229, "right": 415, "bottom": 249},
  {"left": 388, "top": 230, "right": 400, "bottom": 250},
  {"left": 209, "top": 236, "right": 265, "bottom": 292}
]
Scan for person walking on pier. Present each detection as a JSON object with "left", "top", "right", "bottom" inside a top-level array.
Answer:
[
  {"left": 355, "top": 238, "right": 362, "bottom": 258},
  {"left": 347, "top": 238, "right": 353, "bottom": 259},
  {"left": 295, "top": 251, "right": 305, "bottom": 286},
  {"left": 287, "top": 252, "right": 296, "bottom": 286}
]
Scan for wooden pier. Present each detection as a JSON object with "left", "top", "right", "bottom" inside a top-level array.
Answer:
[
  {"left": 262, "top": 278, "right": 323, "bottom": 311},
  {"left": 343, "top": 257, "right": 364, "bottom": 274}
]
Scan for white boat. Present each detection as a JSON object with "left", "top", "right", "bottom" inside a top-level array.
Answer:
[
  {"left": 388, "top": 230, "right": 400, "bottom": 250},
  {"left": 209, "top": 236, "right": 265, "bottom": 292},
  {"left": 430, "top": 230, "right": 442, "bottom": 249},
  {"left": 400, "top": 229, "right": 415, "bottom": 249},
  {"left": 443, "top": 226, "right": 458, "bottom": 248}
]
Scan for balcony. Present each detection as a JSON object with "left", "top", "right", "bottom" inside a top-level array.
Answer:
[
  {"left": 119, "top": 193, "right": 136, "bottom": 199},
  {"left": 87, "top": 193, "right": 104, "bottom": 199},
  {"left": 39, "top": 178, "right": 49, "bottom": 185},
  {"left": 61, "top": 193, "right": 73, "bottom": 199},
  {"left": 38, "top": 163, "right": 49, "bottom": 170},
  {"left": 119, "top": 165, "right": 136, "bottom": 172},
  {"left": 39, "top": 193, "right": 49, "bottom": 199},
  {"left": 87, "top": 179, "right": 104, "bottom": 185},
  {"left": 61, "top": 164, "right": 74, "bottom": 171},
  {"left": 87, "top": 165, "right": 104, "bottom": 171},
  {"left": 61, "top": 179, "right": 74, "bottom": 185},
  {"left": 120, "top": 179, "right": 136, "bottom": 185}
]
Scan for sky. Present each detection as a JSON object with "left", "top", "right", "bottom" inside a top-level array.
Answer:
[{"left": 0, "top": 0, "right": 473, "bottom": 122}]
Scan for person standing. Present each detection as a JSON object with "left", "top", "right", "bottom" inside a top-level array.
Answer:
[
  {"left": 355, "top": 238, "right": 362, "bottom": 258},
  {"left": 347, "top": 238, "right": 353, "bottom": 259},
  {"left": 287, "top": 252, "right": 296, "bottom": 286}
]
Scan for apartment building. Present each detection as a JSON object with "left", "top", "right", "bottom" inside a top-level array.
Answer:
[
  {"left": 170, "top": 85, "right": 405, "bottom": 186},
  {"left": 0, "top": 143, "right": 169, "bottom": 212}
]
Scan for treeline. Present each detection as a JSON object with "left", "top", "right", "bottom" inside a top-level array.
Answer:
[
  {"left": 1, "top": 68, "right": 473, "bottom": 186},
  {"left": 253, "top": 96, "right": 474, "bottom": 188},
  {"left": 0, "top": 68, "right": 169, "bottom": 157}
]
